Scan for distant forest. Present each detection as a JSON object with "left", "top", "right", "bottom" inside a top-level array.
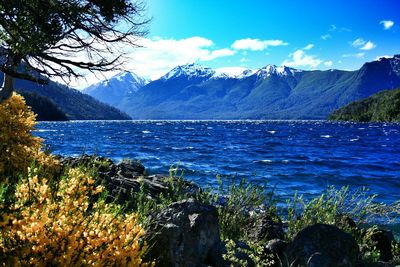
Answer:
[
  {"left": 329, "top": 88, "right": 400, "bottom": 122},
  {"left": 19, "top": 91, "right": 68, "bottom": 121}
]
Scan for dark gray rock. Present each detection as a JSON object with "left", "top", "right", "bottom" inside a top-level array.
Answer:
[
  {"left": 263, "top": 239, "right": 289, "bottom": 267},
  {"left": 265, "top": 239, "right": 288, "bottom": 254},
  {"left": 335, "top": 215, "right": 359, "bottom": 231},
  {"left": 286, "top": 224, "right": 359, "bottom": 267},
  {"left": 59, "top": 155, "right": 200, "bottom": 209},
  {"left": 115, "top": 158, "right": 145, "bottom": 177},
  {"left": 143, "top": 199, "right": 223, "bottom": 267},
  {"left": 363, "top": 227, "right": 395, "bottom": 262},
  {"left": 246, "top": 213, "right": 284, "bottom": 243}
]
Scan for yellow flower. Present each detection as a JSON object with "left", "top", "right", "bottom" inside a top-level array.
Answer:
[
  {"left": 0, "top": 168, "right": 153, "bottom": 266},
  {"left": 0, "top": 93, "right": 60, "bottom": 181}
]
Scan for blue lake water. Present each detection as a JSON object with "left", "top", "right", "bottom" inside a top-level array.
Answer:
[{"left": 35, "top": 120, "right": 400, "bottom": 204}]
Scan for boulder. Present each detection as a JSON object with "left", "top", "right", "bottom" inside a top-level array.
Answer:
[
  {"left": 286, "top": 224, "right": 359, "bottom": 267},
  {"left": 143, "top": 199, "right": 223, "bottom": 267},
  {"left": 335, "top": 215, "right": 358, "bottom": 231},
  {"left": 115, "top": 158, "right": 145, "bottom": 176},
  {"left": 363, "top": 227, "right": 395, "bottom": 262},
  {"left": 263, "top": 239, "right": 289, "bottom": 267},
  {"left": 245, "top": 213, "right": 284, "bottom": 243},
  {"left": 59, "top": 155, "right": 200, "bottom": 209}
]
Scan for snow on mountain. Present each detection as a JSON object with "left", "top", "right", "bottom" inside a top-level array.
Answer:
[
  {"left": 102, "top": 71, "right": 149, "bottom": 93},
  {"left": 160, "top": 63, "right": 300, "bottom": 81},
  {"left": 161, "top": 63, "right": 215, "bottom": 80},
  {"left": 211, "top": 67, "right": 255, "bottom": 79},
  {"left": 389, "top": 54, "right": 400, "bottom": 76},
  {"left": 83, "top": 71, "right": 149, "bottom": 106},
  {"left": 256, "top": 65, "right": 298, "bottom": 79},
  {"left": 237, "top": 69, "right": 257, "bottom": 79},
  {"left": 86, "top": 71, "right": 149, "bottom": 93}
]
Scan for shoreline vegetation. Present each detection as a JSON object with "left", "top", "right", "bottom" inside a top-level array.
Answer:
[
  {"left": 329, "top": 88, "right": 400, "bottom": 122},
  {"left": 0, "top": 94, "right": 399, "bottom": 266}
]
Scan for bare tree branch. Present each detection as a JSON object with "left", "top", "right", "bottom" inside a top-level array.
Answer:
[{"left": 0, "top": 0, "right": 149, "bottom": 96}]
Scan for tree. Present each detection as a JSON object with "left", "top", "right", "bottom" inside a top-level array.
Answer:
[{"left": 0, "top": 0, "right": 148, "bottom": 102}]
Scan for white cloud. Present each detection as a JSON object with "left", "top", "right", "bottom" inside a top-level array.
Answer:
[
  {"left": 321, "top": 34, "right": 331, "bottom": 40},
  {"left": 352, "top": 38, "right": 366, "bottom": 47},
  {"left": 360, "top": 41, "right": 376, "bottom": 50},
  {"left": 201, "top": 48, "right": 236, "bottom": 61},
  {"left": 342, "top": 53, "right": 365, "bottom": 58},
  {"left": 351, "top": 38, "right": 376, "bottom": 51},
  {"left": 329, "top": 24, "right": 351, "bottom": 32},
  {"left": 324, "top": 61, "right": 333, "bottom": 67},
  {"left": 239, "top": 57, "right": 248, "bottom": 63},
  {"left": 231, "top": 38, "right": 288, "bottom": 51},
  {"left": 282, "top": 49, "right": 322, "bottom": 68},
  {"left": 303, "top": 44, "right": 314, "bottom": 50},
  {"left": 380, "top": 20, "right": 394, "bottom": 30},
  {"left": 67, "top": 36, "right": 238, "bottom": 88}
]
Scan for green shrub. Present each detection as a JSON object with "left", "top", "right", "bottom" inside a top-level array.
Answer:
[
  {"left": 223, "top": 239, "right": 276, "bottom": 267},
  {"left": 286, "top": 186, "right": 381, "bottom": 239}
]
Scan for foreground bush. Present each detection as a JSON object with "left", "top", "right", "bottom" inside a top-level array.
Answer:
[
  {"left": 286, "top": 186, "right": 383, "bottom": 239},
  {"left": 0, "top": 167, "right": 151, "bottom": 266},
  {"left": 0, "top": 93, "right": 58, "bottom": 182}
]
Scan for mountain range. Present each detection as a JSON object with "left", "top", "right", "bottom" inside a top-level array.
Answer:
[
  {"left": 0, "top": 73, "right": 131, "bottom": 120},
  {"left": 83, "top": 55, "right": 400, "bottom": 120}
]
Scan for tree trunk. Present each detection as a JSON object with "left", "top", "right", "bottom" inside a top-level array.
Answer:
[
  {"left": 0, "top": 72, "right": 14, "bottom": 102},
  {"left": 0, "top": 53, "right": 20, "bottom": 103}
]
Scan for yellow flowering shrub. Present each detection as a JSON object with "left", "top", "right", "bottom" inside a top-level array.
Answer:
[
  {"left": 0, "top": 168, "right": 151, "bottom": 266},
  {"left": 0, "top": 93, "right": 59, "bottom": 181}
]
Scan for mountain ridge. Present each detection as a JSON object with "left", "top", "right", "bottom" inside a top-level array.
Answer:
[
  {"left": 83, "top": 55, "right": 400, "bottom": 120},
  {"left": 0, "top": 72, "right": 132, "bottom": 120}
]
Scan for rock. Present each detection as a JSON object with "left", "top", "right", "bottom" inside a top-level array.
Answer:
[
  {"left": 115, "top": 158, "right": 145, "bottom": 176},
  {"left": 335, "top": 215, "right": 358, "bottom": 231},
  {"left": 263, "top": 239, "right": 289, "bottom": 267},
  {"left": 363, "top": 227, "right": 395, "bottom": 262},
  {"left": 246, "top": 213, "right": 284, "bottom": 243},
  {"left": 143, "top": 199, "right": 223, "bottom": 266},
  {"left": 286, "top": 224, "right": 359, "bottom": 267},
  {"left": 59, "top": 155, "right": 200, "bottom": 210},
  {"left": 265, "top": 238, "right": 288, "bottom": 255}
]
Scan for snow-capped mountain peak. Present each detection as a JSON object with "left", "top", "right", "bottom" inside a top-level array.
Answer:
[
  {"left": 211, "top": 68, "right": 256, "bottom": 79},
  {"left": 162, "top": 63, "right": 215, "bottom": 80},
  {"left": 112, "top": 71, "right": 149, "bottom": 87},
  {"left": 82, "top": 71, "right": 149, "bottom": 106},
  {"left": 237, "top": 69, "right": 257, "bottom": 79},
  {"left": 256, "top": 65, "right": 297, "bottom": 79}
]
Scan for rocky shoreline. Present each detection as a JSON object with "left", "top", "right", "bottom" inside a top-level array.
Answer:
[{"left": 59, "top": 155, "right": 399, "bottom": 267}]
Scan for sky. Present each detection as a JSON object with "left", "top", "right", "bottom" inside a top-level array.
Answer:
[{"left": 74, "top": 0, "right": 400, "bottom": 88}]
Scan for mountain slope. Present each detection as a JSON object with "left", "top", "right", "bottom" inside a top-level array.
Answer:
[
  {"left": 85, "top": 55, "right": 400, "bottom": 120},
  {"left": 0, "top": 72, "right": 131, "bottom": 120},
  {"left": 83, "top": 71, "right": 148, "bottom": 106},
  {"left": 19, "top": 91, "right": 68, "bottom": 121},
  {"left": 329, "top": 88, "right": 400, "bottom": 122}
]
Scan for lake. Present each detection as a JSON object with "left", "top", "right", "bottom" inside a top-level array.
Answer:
[{"left": 35, "top": 120, "right": 400, "bottom": 204}]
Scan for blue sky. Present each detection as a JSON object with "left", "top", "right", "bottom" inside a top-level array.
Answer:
[{"left": 76, "top": 0, "right": 400, "bottom": 87}]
